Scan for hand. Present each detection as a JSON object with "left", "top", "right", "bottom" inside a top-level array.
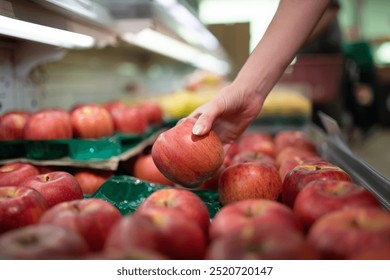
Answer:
[{"left": 188, "top": 83, "right": 265, "bottom": 145}]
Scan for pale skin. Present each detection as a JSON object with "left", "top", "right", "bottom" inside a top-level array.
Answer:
[{"left": 189, "top": 0, "right": 332, "bottom": 145}]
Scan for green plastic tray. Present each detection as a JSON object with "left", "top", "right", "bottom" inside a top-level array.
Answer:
[
  {"left": 0, "top": 140, "right": 26, "bottom": 159},
  {"left": 90, "top": 175, "right": 222, "bottom": 218}
]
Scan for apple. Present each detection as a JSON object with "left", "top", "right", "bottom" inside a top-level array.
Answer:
[
  {"left": 0, "top": 162, "right": 39, "bottom": 186},
  {"left": 274, "top": 130, "right": 317, "bottom": 154},
  {"left": 137, "top": 207, "right": 207, "bottom": 259},
  {"left": 0, "top": 224, "right": 89, "bottom": 259},
  {"left": 197, "top": 163, "right": 227, "bottom": 190},
  {"left": 136, "top": 188, "right": 210, "bottom": 234},
  {"left": 307, "top": 208, "right": 390, "bottom": 260},
  {"left": 137, "top": 101, "right": 164, "bottom": 125},
  {"left": 87, "top": 247, "right": 169, "bottom": 260},
  {"left": 0, "top": 186, "right": 48, "bottom": 234},
  {"left": 275, "top": 146, "right": 319, "bottom": 168},
  {"left": 229, "top": 151, "right": 276, "bottom": 168},
  {"left": 278, "top": 156, "right": 326, "bottom": 181},
  {"left": 209, "top": 199, "right": 303, "bottom": 241},
  {"left": 0, "top": 111, "right": 31, "bottom": 140},
  {"left": 236, "top": 131, "right": 276, "bottom": 158},
  {"left": 70, "top": 103, "right": 114, "bottom": 139},
  {"left": 152, "top": 118, "right": 224, "bottom": 188},
  {"left": 40, "top": 198, "right": 122, "bottom": 252},
  {"left": 110, "top": 105, "right": 148, "bottom": 134},
  {"left": 218, "top": 161, "right": 282, "bottom": 205},
  {"left": 349, "top": 246, "right": 390, "bottom": 260},
  {"left": 282, "top": 161, "right": 352, "bottom": 208},
  {"left": 19, "top": 171, "right": 83, "bottom": 207},
  {"left": 206, "top": 223, "right": 319, "bottom": 260},
  {"left": 293, "top": 180, "right": 381, "bottom": 230},
  {"left": 23, "top": 108, "right": 72, "bottom": 140},
  {"left": 74, "top": 169, "right": 114, "bottom": 195},
  {"left": 133, "top": 154, "right": 174, "bottom": 186}
]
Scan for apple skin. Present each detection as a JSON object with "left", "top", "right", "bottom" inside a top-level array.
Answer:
[
  {"left": 274, "top": 130, "right": 317, "bottom": 154},
  {"left": 307, "top": 208, "right": 390, "bottom": 260},
  {"left": 136, "top": 188, "right": 210, "bottom": 235},
  {"left": 349, "top": 246, "right": 390, "bottom": 260},
  {"left": 18, "top": 171, "right": 83, "bottom": 208},
  {"left": 137, "top": 207, "right": 207, "bottom": 260},
  {"left": 70, "top": 103, "right": 114, "bottom": 139},
  {"left": 133, "top": 154, "right": 174, "bottom": 186},
  {"left": 210, "top": 199, "right": 303, "bottom": 241},
  {"left": 137, "top": 101, "right": 164, "bottom": 125},
  {"left": 152, "top": 118, "right": 224, "bottom": 188},
  {"left": 0, "top": 186, "right": 48, "bottom": 234},
  {"left": 74, "top": 169, "right": 114, "bottom": 195},
  {"left": 39, "top": 198, "right": 122, "bottom": 252},
  {"left": 236, "top": 131, "right": 276, "bottom": 158},
  {"left": 281, "top": 161, "right": 352, "bottom": 208},
  {"left": 293, "top": 180, "right": 381, "bottom": 230},
  {"left": 0, "top": 224, "right": 89, "bottom": 259},
  {"left": 111, "top": 105, "right": 148, "bottom": 134},
  {"left": 0, "top": 111, "right": 31, "bottom": 140},
  {"left": 275, "top": 146, "right": 319, "bottom": 168},
  {"left": 0, "top": 162, "right": 40, "bottom": 186},
  {"left": 218, "top": 162, "right": 282, "bottom": 205},
  {"left": 278, "top": 156, "right": 326, "bottom": 181},
  {"left": 229, "top": 151, "right": 276, "bottom": 168},
  {"left": 206, "top": 224, "right": 319, "bottom": 260},
  {"left": 23, "top": 108, "right": 73, "bottom": 140}
]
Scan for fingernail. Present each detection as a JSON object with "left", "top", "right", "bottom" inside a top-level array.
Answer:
[{"left": 193, "top": 124, "right": 204, "bottom": 135}]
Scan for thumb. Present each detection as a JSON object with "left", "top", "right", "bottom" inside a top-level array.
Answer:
[{"left": 192, "top": 112, "right": 216, "bottom": 136}]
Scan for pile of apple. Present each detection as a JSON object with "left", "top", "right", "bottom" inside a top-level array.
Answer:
[{"left": 0, "top": 100, "right": 164, "bottom": 141}]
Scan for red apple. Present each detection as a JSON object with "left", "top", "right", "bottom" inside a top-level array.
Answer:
[
  {"left": 278, "top": 156, "right": 326, "bottom": 181},
  {"left": 136, "top": 188, "right": 210, "bottom": 234},
  {"left": 0, "top": 224, "right": 89, "bottom": 259},
  {"left": 23, "top": 108, "right": 72, "bottom": 140},
  {"left": 70, "top": 103, "right": 114, "bottom": 139},
  {"left": 19, "top": 171, "right": 83, "bottom": 207},
  {"left": 137, "top": 207, "right": 207, "bottom": 259},
  {"left": 282, "top": 161, "right": 352, "bottom": 208},
  {"left": 197, "top": 163, "right": 227, "bottom": 190},
  {"left": 87, "top": 247, "right": 169, "bottom": 260},
  {"left": 294, "top": 180, "right": 381, "bottom": 230},
  {"left": 110, "top": 105, "right": 148, "bottom": 134},
  {"left": 0, "top": 111, "right": 31, "bottom": 140},
  {"left": 0, "top": 162, "right": 39, "bottom": 186},
  {"left": 349, "top": 246, "right": 390, "bottom": 260},
  {"left": 0, "top": 186, "right": 48, "bottom": 234},
  {"left": 209, "top": 199, "right": 303, "bottom": 241},
  {"left": 274, "top": 130, "right": 317, "bottom": 154},
  {"left": 307, "top": 208, "right": 390, "bottom": 260},
  {"left": 218, "top": 161, "right": 282, "bottom": 205},
  {"left": 236, "top": 131, "right": 276, "bottom": 158},
  {"left": 40, "top": 198, "right": 122, "bottom": 252},
  {"left": 275, "top": 146, "right": 319, "bottom": 168},
  {"left": 206, "top": 223, "right": 319, "bottom": 260},
  {"left": 137, "top": 101, "right": 164, "bottom": 125},
  {"left": 229, "top": 151, "right": 276, "bottom": 168},
  {"left": 74, "top": 169, "right": 113, "bottom": 195},
  {"left": 152, "top": 118, "right": 224, "bottom": 188},
  {"left": 133, "top": 154, "right": 174, "bottom": 186}
]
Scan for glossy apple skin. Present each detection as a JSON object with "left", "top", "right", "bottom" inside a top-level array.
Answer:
[
  {"left": 307, "top": 208, "right": 390, "bottom": 260},
  {"left": 0, "top": 186, "right": 48, "bottom": 234},
  {"left": 40, "top": 198, "right": 122, "bottom": 252},
  {"left": 209, "top": 199, "right": 303, "bottom": 241},
  {"left": 278, "top": 156, "right": 326, "bottom": 180},
  {"left": 281, "top": 162, "right": 352, "bottom": 208},
  {"left": 218, "top": 162, "right": 282, "bottom": 205},
  {"left": 206, "top": 224, "right": 319, "bottom": 260},
  {"left": 293, "top": 180, "right": 381, "bottom": 230},
  {"left": 74, "top": 169, "right": 113, "bottom": 195},
  {"left": 0, "top": 224, "right": 89, "bottom": 259},
  {"left": 137, "top": 101, "right": 164, "bottom": 125},
  {"left": 70, "top": 104, "right": 114, "bottom": 139},
  {"left": 0, "top": 162, "right": 39, "bottom": 186},
  {"left": 274, "top": 130, "right": 317, "bottom": 154},
  {"left": 138, "top": 207, "right": 207, "bottom": 260},
  {"left": 136, "top": 188, "right": 210, "bottom": 234},
  {"left": 19, "top": 171, "right": 83, "bottom": 208},
  {"left": 23, "top": 108, "right": 72, "bottom": 140},
  {"left": 0, "top": 111, "right": 31, "bottom": 140},
  {"left": 152, "top": 118, "right": 224, "bottom": 188},
  {"left": 133, "top": 154, "right": 174, "bottom": 186},
  {"left": 236, "top": 132, "right": 276, "bottom": 158}
]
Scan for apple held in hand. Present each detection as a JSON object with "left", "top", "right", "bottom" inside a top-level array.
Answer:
[
  {"left": 74, "top": 169, "right": 114, "bottom": 195},
  {"left": 23, "top": 108, "right": 72, "bottom": 140},
  {"left": 307, "top": 208, "right": 390, "bottom": 260},
  {"left": 0, "top": 186, "right": 48, "bottom": 234},
  {"left": 0, "top": 162, "right": 39, "bottom": 186},
  {"left": 210, "top": 199, "right": 303, "bottom": 241},
  {"left": 0, "top": 224, "right": 89, "bottom": 260},
  {"left": 40, "top": 198, "right": 122, "bottom": 252},
  {"left": 136, "top": 188, "right": 210, "bottom": 234},
  {"left": 133, "top": 154, "right": 174, "bottom": 186},
  {"left": 282, "top": 161, "right": 352, "bottom": 208},
  {"left": 0, "top": 111, "right": 31, "bottom": 140},
  {"left": 152, "top": 118, "right": 224, "bottom": 188},
  {"left": 293, "top": 180, "right": 381, "bottom": 230},
  {"left": 19, "top": 171, "right": 83, "bottom": 207},
  {"left": 218, "top": 161, "right": 282, "bottom": 205}
]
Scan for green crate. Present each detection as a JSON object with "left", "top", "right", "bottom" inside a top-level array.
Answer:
[{"left": 0, "top": 140, "right": 26, "bottom": 159}]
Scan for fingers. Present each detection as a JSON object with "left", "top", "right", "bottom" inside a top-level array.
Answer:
[{"left": 192, "top": 109, "right": 218, "bottom": 136}]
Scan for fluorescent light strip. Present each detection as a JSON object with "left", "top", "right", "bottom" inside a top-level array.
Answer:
[{"left": 0, "top": 15, "right": 95, "bottom": 49}]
